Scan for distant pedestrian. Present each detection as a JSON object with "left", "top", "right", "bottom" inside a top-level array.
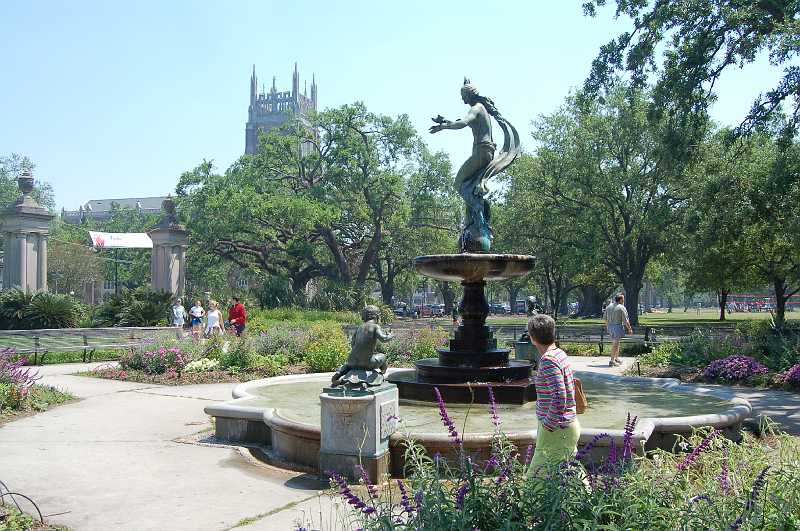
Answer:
[
  {"left": 171, "top": 298, "right": 187, "bottom": 329},
  {"left": 228, "top": 297, "right": 247, "bottom": 337},
  {"left": 205, "top": 300, "right": 224, "bottom": 337},
  {"left": 451, "top": 303, "right": 459, "bottom": 328},
  {"left": 189, "top": 300, "right": 205, "bottom": 338},
  {"left": 606, "top": 293, "right": 633, "bottom": 367}
]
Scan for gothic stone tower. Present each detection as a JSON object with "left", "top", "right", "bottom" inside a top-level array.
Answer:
[{"left": 245, "top": 63, "right": 317, "bottom": 155}]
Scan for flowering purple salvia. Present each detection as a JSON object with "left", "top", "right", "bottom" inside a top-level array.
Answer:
[
  {"left": 356, "top": 465, "right": 378, "bottom": 499},
  {"left": 454, "top": 482, "right": 469, "bottom": 509},
  {"left": 622, "top": 414, "right": 638, "bottom": 460},
  {"left": 484, "top": 455, "right": 499, "bottom": 473},
  {"left": 689, "top": 494, "right": 711, "bottom": 505},
  {"left": 486, "top": 384, "right": 500, "bottom": 428},
  {"left": 0, "top": 350, "right": 40, "bottom": 388},
  {"left": 523, "top": 444, "right": 533, "bottom": 466},
  {"left": 413, "top": 490, "right": 423, "bottom": 510},
  {"left": 396, "top": 480, "right": 415, "bottom": 515},
  {"left": 327, "top": 470, "right": 373, "bottom": 515},
  {"left": 744, "top": 466, "right": 770, "bottom": 511},
  {"left": 606, "top": 438, "right": 618, "bottom": 471},
  {"left": 574, "top": 432, "right": 610, "bottom": 462},
  {"left": 677, "top": 430, "right": 719, "bottom": 472},
  {"left": 716, "top": 448, "right": 730, "bottom": 494},
  {"left": 433, "top": 387, "right": 461, "bottom": 446},
  {"left": 433, "top": 452, "right": 442, "bottom": 466},
  {"left": 495, "top": 461, "right": 513, "bottom": 485}
]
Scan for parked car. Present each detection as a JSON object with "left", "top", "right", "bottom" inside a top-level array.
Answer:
[{"left": 488, "top": 303, "right": 507, "bottom": 314}]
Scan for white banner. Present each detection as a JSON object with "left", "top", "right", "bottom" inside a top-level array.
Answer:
[{"left": 89, "top": 231, "right": 153, "bottom": 249}]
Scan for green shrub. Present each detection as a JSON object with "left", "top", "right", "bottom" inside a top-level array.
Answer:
[
  {"left": 384, "top": 327, "right": 450, "bottom": 366},
  {"left": 620, "top": 342, "right": 651, "bottom": 357},
  {"left": 217, "top": 338, "right": 251, "bottom": 370},
  {"left": 305, "top": 323, "right": 349, "bottom": 372},
  {"left": 0, "top": 289, "right": 80, "bottom": 329},
  {"left": 637, "top": 341, "right": 682, "bottom": 367},
  {"left": 250, "top": 353, "right": 290, "bottom": 377},
  {"left": 253, "top": 327, "right": 309, "bottom": 363},
  {"left": 559, "top": 342, "right": 600, "bottom": 357},
  {"left": 93, "top": 288, "right": 172, "bottom": 327}
]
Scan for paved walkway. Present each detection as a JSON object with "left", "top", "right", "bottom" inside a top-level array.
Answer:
[{"left": 1, "top": 358, "right": 798, "bottom": 530}]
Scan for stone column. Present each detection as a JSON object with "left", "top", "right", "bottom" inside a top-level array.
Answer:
[
  {"left": 0, "top": 171, "right": 54, "bottom": 293},
  {"left": 319, "top": 383, "right": 398, "bottom": 482},
  {"left": 147, "top": 198, "right": 189, "bottom": 296}
]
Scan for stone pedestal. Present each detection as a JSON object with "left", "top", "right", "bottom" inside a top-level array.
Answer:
[
  {"left": 147, "top": 198, "right": 188, "bottom": 296},
  {"left": 319, "top": 383, "right": 398, "bottom": 482},
  {"left": 1, "top": 171, "right": 54, "bottom": 293}
]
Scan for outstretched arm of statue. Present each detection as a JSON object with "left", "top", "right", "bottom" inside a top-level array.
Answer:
[
  {"left": 376, "top": 326, "right": 393, "bottom": 342},
  {"left": 429, "top": 108, "right": 477, "bottom": 133}
]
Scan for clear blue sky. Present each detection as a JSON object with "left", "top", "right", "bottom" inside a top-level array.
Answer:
[{"left": 1, "top": 1, "right": 783, "bottom": 210}]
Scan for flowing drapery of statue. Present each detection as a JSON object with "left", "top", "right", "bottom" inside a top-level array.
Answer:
[{"left": 429, "top": 79, "right": 520, "bottom": 252}]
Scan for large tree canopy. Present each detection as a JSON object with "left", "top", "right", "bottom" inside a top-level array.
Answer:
[{"left": 584, "top": 0, "right": 800, "bottom": 132}]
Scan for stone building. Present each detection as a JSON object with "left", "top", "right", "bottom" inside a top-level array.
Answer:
[
  {"left": 61, "top": 196, "right": 167, "bottom": 224},
  {"left": 245, "top": 63, "right": 317, "bottom": 155}
]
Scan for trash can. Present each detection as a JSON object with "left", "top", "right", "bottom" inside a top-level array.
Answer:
[{"left": 514, "top": 332, "right": 536, "bottom": 367}]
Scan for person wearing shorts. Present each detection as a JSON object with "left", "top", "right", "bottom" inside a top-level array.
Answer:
[
  {"left": 228, "top": 297, "right": 247, "bottom": 337},
  {"left": 606, "top": 293, "right": 633, "bottom": 366},
  {"left": 189, "top": 301, "right": 205, "bottom": 338}
]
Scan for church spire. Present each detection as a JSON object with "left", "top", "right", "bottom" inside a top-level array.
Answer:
[
  {"left": 311, "top": 73, "right": 317, "bottom": 109},
  {"left": 292, "top": 62, "right": 299, "bottom": 99},
  {"left": 249, "top": 64, "right": 257, "bottom": 105}
]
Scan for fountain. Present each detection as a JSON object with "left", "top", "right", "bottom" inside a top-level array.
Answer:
[{"left": 203, "top": 79, "right": 752, "bottom": 476}]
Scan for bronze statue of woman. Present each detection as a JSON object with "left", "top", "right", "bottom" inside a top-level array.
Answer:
[{"left": 430, "top": 79, "right": 520, "bottom": 253}]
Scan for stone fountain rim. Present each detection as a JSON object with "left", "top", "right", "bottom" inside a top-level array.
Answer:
[{"left": 207, "top": 369, "right": 751, "bottom": 445}]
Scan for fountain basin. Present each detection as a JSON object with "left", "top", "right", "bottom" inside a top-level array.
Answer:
[
  {"left": 414, "top": 253, "right": 535, "bottom": 282},
  {"left": 204, "top": 370, "right": 751, "bottom": 477}
]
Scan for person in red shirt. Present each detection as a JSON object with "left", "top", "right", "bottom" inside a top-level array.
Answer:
[{"left": 228, "top": 297, "right": 247, "bottom": 337}]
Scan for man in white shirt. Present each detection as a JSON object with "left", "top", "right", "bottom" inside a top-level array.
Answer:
[{"left": 605, "top": 294, "right": 633, "bottom": 366}]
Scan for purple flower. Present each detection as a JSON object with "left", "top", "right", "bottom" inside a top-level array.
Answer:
[
  {"left": 523, "top": 444, "right": 533, "bottom": 466},
  {"left": 703, "top": 356, "right": 768, "bottom": 381},
  {"left": 622, "top": 413, "right": 638, "bottom": 460},
  {"left": 454, "top": 482, "right": 469, "bottom": 509},
  {"left": 356, "top": 465, "right": 378, "bottom": 500},
  {"left": 484, "top": 455, "right": 499, "bottom": 473},
  {"left": 604, "top": 438, "right": 618, "bottom": 473},
  {"left": 717, "top": 448, "right": 730, "bottom": 494},
  {"left": 396, "top": 480, "right": 415, "bottom": 514},
  {"left": 574, "top": 433, "right": 610, "bottom": 462},
  {"left": 495, "top": 461, "right": 512, "bottom": 485},
  {"left": 730, "top": 466, "right": 771, "bottom": 529},
  {"left": 777, "top": 363, "right": 800, "bottom": 386},
  {"left": 677, "top": 430, "right": 719, "bottom": 472},
  {"left": 433, "top": 387, "right": 461, "bottom": 446},
  {"left": 327, "top": 470, "right": 373, "bottom": 515},
  {"left": 0, "top": 349, "right": 40, "bottom": 388},
  {"left": 486, "top": 384, "right": 500, "bottom": 428}
]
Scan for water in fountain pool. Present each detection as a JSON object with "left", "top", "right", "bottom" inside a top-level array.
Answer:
[{"left": 241, "top": 377, "right": 731, "bottom": 433}]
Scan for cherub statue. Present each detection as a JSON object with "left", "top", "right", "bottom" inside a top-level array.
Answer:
[{"left": 330, "top": 305, "right": 393, "bottom": 389}]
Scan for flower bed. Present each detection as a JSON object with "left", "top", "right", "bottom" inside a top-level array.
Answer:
[
  {"left": 313, "top": 389, "right": 800, "bottom": 530},
  {"left": 1, "top": 348, "right": 74, "bottom": 424}
]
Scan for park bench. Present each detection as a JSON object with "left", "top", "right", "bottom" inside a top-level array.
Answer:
[{"left": 0, "top": 327, "right": 174, "bottom": 365}]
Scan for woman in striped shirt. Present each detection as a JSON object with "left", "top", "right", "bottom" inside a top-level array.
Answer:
[{"left": 527, "top": 313, "right": 580, "bottom": 476}]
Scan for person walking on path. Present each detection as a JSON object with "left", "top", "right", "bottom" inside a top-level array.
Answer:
[
  {"left": 189, "top": 300, "right": 205, "bottom": 339},
  {"left": 228, "top": 297, "right": 247, "bottom": 337},
  {"left": 171, "top": 299, "right": 187, "bottom": 337},
  {"left": 606, "top": 293, "right": 633, "bottom": 367},
  {"left": 527, "top": 313, "right": 580, "bottom": 477},
  {"left": 451, "top": 303, "right": 459, "bottom": 328},
  {"left": 204, "top": 301, "right": 224, "bottom": 337}
]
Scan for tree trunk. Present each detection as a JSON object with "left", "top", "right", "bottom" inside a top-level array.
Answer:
[
  {"left": 507, "top": 285, "right": 520, "bottom": 315},
  {"left": 623, "top": 277, "right": 643, "bottom": 326},
  {"left": 717, "top": 289, "right": 729, "bottom": 321},
  {"left": 577, "top": 285, "right": 604, "bottom": 317},
  {"left": 774, "top": 278, "right": 787, "bottom": 330},
  {"left": 438, "top": 281, "right": 456, "bottom": 313},
  {"left": 381, "top": 282, "right": 394, "bottom": 306}
]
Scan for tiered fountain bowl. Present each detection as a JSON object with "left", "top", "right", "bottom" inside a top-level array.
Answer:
[{"left": 387, "top": 253, "right": 536, "bottom": 404}]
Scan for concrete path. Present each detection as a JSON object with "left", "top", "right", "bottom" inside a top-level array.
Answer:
[{"left": 2, "top": 357, "right": 798, "bottom": 531}]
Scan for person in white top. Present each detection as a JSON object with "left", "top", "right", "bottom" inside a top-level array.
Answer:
[
  {"left": 171, "top": 299, "right": 187, "bottom": 328},
  {"left": 205, "top": 300, "right": 224, "bottom": 337},
  {"left": 189, "top": 300, "right": 205, "bottom": 338}
]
